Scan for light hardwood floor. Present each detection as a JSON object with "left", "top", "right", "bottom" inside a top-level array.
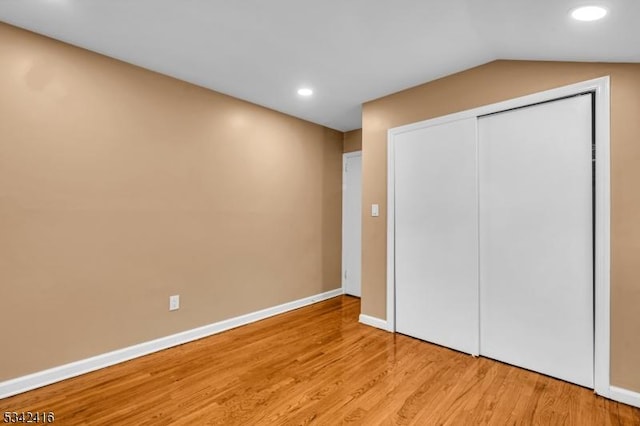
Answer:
[{"left": 2, "top": 296, "right": 639, "bottom": 425}]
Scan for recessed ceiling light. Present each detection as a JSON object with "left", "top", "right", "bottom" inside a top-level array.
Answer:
[
  {"left": 571, "top": 5, "right": 608, "bottom": 21},
  {"left": 297, "top": 88, "right": 313, "bottom": 96}
]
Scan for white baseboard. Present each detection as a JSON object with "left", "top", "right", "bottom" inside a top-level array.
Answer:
[
  {"left": 359, "top": 314, "right": 391, "bottom": 332},
  {"left": 0, "top": 288, "right": 343, "bottom": 399},
  {"left": 609, "top": 386, "right": 640, "bottom": 408}
]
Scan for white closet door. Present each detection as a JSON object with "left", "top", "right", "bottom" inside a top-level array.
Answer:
[
  {"left": 395, "top": 118, "right": 478, "bottom": 355},
  {"left": 479, "top": 95, "right": 594, "bottom": 387}
]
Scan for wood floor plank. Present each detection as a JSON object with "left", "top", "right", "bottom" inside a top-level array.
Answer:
[{"left": 1, "top": 296, "right": 638, "bottom": 425}]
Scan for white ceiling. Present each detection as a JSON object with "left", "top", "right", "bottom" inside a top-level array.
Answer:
[{"left": 1, "top": 1, "right": 638, "bottom": 131}]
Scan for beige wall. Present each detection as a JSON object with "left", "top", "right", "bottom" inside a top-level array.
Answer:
[
  {"left": 0, "top": 23, "right": 343, "bottom": 381},
  {"left": 361, "top": 60, "right": 640, "bottom": 392},
  {"left": 343, "top": 129, "right": 362, "bottom": 153}
]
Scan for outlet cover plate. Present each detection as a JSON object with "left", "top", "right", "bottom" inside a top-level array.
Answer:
[{"left": 169, "top": 295, "right": 180, "bottom": 311}]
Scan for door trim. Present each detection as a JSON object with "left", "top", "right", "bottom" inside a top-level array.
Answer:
[
  {"left": 386, "top": 76, "right": 610, "bottom": 397},
  {"left": 342, "top": 151, "right": 362, "bottom": 296}
]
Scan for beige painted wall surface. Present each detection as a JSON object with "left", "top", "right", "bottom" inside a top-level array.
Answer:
[
  {"left": 361, "top": 60, "right": 640, "bottom": 392},
  {"left": 343, "top": 129, "right": 362, "bottom": 153},
  {"left": 0, "top": 23, "right": 343, "bottom": 381}
]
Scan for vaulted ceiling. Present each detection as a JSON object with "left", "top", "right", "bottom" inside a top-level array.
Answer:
[{"left": 1, "top": 1, "right": 638, "bottom": 131}]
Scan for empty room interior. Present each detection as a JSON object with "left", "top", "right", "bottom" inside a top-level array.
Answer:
[{"left": 1, "top": 1, "right": 640, "bottom": 425}]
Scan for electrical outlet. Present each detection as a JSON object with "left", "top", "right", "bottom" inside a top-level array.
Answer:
[{"left": 169, "top": 295, "right": 180, "bottom": 311}]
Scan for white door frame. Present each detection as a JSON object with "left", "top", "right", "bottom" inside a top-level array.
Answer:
[
  {"left": 386, "top": 77, "right": 610, "bottom": 397},
  {"left": 342, "top": 150, "right": 362, "bottom": 296}
]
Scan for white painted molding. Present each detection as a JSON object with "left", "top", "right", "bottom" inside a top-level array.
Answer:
[
  {"left": 0, "top": 288, "right": 343, "bottom": 399},
  {"left": 359, "top": 314, "right": 391, "bottom": 332},
  {"left": 593, "top": 76, "right": 611, "bottom": 397},
  {"left": 609, "top": 386, "right": 640, "bottom": 408}
]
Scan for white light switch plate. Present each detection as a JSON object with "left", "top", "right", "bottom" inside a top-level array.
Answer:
[{"left": 371, "top": 204, "right": 379, "bottom": 217}]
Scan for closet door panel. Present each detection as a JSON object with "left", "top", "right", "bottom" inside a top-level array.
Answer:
[
  {"left": 478, "top": 95, "right": 594, "bottom": 387},
  {"left": 395, "top": 118, "right": 478, "bottom": 355}
]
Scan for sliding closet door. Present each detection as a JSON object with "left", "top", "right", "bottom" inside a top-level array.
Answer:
[
  {"left": 479, "top": 95, "right": 593, "bottom": 387},
  {"left": 395, "top": 118, "right": 478, "bottom": 355}
]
